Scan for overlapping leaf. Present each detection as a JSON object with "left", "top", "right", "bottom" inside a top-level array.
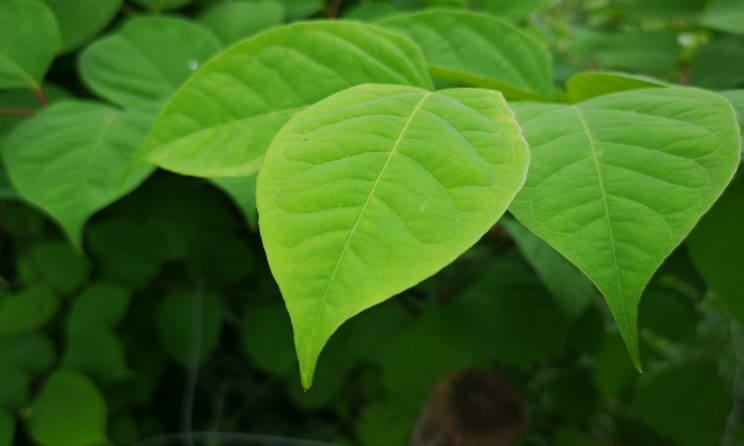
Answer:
[
  {"left": 509, "top": 87, "right": 741, "bottom": 368},
  {"left": 378, "top": 9, "right": 552, "bottom": 99},
  {"left": 257, "top": 84, "right": 529, "bottom": 387},
  {"left": 3, "top": 101, "right": 155, "bottom": 247},
  {"left": 42, "top": 0, "right": 121, "bottom": 52},
  {"left": 566, "top": 71, "right": 667, "bottom": 102},
  {"left": 138, "top": 21, "right": 432, "bottom": 178}
]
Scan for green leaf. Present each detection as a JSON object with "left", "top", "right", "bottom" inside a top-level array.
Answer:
[
  {"left": 379, "top": 9, "right": 552, "bottom": 100},
  {"left": 257, "top": 84, "right": 529, "bottom": 388},
  {"left": 68, "top": 283, "right": 131, "bottom": 329},
  {"left": 198, "top": 0, "right": 285, "bottom": 45},
  {"left": 509, "top": 87, "right": 741, "bottom": 369},
  {"left": 502, "top": 218, "right": 596, "bottom": 319},
  {"left": 688, "top": 175, "right": 744, "bottom": 322},
  {"left": 28, "top": 240, "right": 90, "bottom": 295},
  {"left": 0, "top": 0, "right": 62, "bottom": 90},
  {"left": 631, "top": 359, "right": 729, "bottom": 446},
  {"left": 567, "top": 30, "right": 680, "bottom": 75},
  {"left": 344, "top": 2, "right": 400, "bottom": 20},
  {"left": 157, "top": 291, "right": 223, "bottom": 366},
  {"left": 28, "top": 371, "right": 108, "bottom": 446},
  {"left": 241, "top": 303, "right": 296, "bottom": 376},
  {"left": 0, "top": 286, "right": 58, "bottom": 339},
  {"left": 139, "top": 21, "right": 432, "bottom": 178},
  {"left": 469, "top": 0, "right": 548, "bottom": 20},
  {"left": 3, "top": 101, "right": 155, "bottom": 247},
  {"left": 721, "top": 90, "right": 744, "bottom": 129},
  {"left": 279, "top": 0, "right": 323, "bottom": 19},
  {"left": 593, "top": 330, "right": 638, "bottom": 400},
  {"left": 42, "top": 0, "right": 122, "bottom": 52},
  {"left": 702, "top": 0, "right": 744, "bottom": 34},
  {"left": 0, "top": 366, "right": 29, "bottom": 410},
  {"left": 80, "top": 16, "right": 222, "bottom": 109},
  {"left": 130, "top": 0, "right": 192, "bottom": 11},
  {"left": 0, "top": 333, "right": 56, "bottom": 374},
  {"left": 616, "top": 0, "right": 707, "bottom": 20},
  {"left": 62, "top": 326, "right": 130, "bottom": 385},
  {"left": 691, "top": 36, "right": 744, "bottom": 90},
  {"left": 566, "top": 71, "right": 667, "bottom": 103},
  {"left": 0, "top": 410, "right": 14, "bottom": 446},
  {"left": 210, "top": 175, "right": 258, "bottom": 230}
]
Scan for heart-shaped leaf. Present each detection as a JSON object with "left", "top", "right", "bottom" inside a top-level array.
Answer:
[
  {"left": 257, "top": 84, "right": 529, "bottom": 387},
  {"left": 0, "top": 0, "right": 62, "bottom": 90},
  {"left": 378, "top": 9, "right": 552, "bottom": 100},
  {"left": 3, "top": 101, "right": 155, "bottom": 247},
  {"left": 509, "top": 87, "right": 741, "bottom": 368},
  {"left": 138, "top": 21, "right": 432, "bottom": 178},
  {"left": 80, "top": 16, "right": 222, "bottom": 109}
]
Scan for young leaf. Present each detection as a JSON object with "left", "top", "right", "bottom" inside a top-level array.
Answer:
[
  {"left": 566, "top": 71, "right": 667, "bottom": 103},
  {"left": 509, "top": 87, "right": 741, "bottom": 369},
  {"left": 42, "top": 0, "right": 122, "bottom": 52},
  {"left": 3, "top": 102, "right": 155, "bottom": 247},
  {"left": 378, "top": 9, "right": 552, "bottom": 100},
  {"left": 80, "top": 17, "right": 222, "bottom": 109},
  {"left": 257, "top": 84, "right": 530, "bottom": 387},
  {"left": 198, "top": 0, "right": 285, "bottom": 45},
  {"left": 0, "top": 0, "right": 62, "bottom": 90},
  {"left": 28, "top": 371, "right": 108, "bottom": 446},
  {"left": 138, "top": 21, "right": 432, "bottom": 178}
]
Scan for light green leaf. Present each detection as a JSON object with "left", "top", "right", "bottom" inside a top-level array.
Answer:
[
  {"left": 257, "top": 84, "right": 529, "bottom": 388},
  {"left": 702, "top": 0, "right": 744, "bottom": 35},
  {"left": 3, "top": 101, "right": 155, "bottom": 247},
  {"left": 688, "top": 175, "right": 744, "bottom": 322},
  {"left": 502, "top": 218, "right": 595, "bottom": 319},
  {"left": 0, "top": 410, "right": 13, "bottom": 446},
  {"left": 198, "top": 0, "right": 285, "bottom": 45},
  {"left": 509, "top": 87, "right": 741, "bottom": 369},
  {"left": 28, "top": 371, "right": 108, "bottom": 446},
  {"left": 42, "top": 0, "right": 122, "bottom": 52},
  {"left": 0, "top": 286, "right": 58, "bottom": 340},
  {"left": 139, "top": 21, "right": 432, "bottom": 178},
  {"left": 566, "top": 71, "right": 667, "bottom": 103},
  {"left": 378, "top": 9, "right": 552, "bottom": 100},
  {"left": 0, "top": 0, "right": 62, "bottom": 90},
  {"left": 80, "top": 16, "right": 222, "bottom": 109},
  {"left": 130, "top": 0, "right": 192, "bottom": 11},
  {"left": 210, "top": 175, "right": 258, "bottom": 230},
  {"left": 157, "top": 291, "right": 223, "bottom": 366}
]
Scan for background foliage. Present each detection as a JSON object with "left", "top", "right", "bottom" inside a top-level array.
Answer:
[{"left": 0, "top": 0, "right": 743, "bottom": 445}]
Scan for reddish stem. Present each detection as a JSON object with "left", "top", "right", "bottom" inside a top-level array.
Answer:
[
  {"left": 0, "top": 107, "right": 36, "bottom": 116},
  {"left": 33, "top": 87, "right": 48, "bottom": 108}
]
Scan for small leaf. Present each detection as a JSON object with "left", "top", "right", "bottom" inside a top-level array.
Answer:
[
  {"left": 138, "top": 21, "right": 432, "bottom": 178},
  {"left": 0, "top": 286, "right": 58, "bottom": 340},
  {"left": 28, "top": 240, "right": 91, "bottom": 295},
  {"left": 42, "top": 0, "right": 122, "bottom": 52},
  {"left": 3, "top": 101, "right": 155, "bottom": 247},
  {"left": 28, "top": 371, "right": 108, "bottom": 446},
  {"left": 62, "top": 326, "right": 130, "bottom": 385},
  {"left": 67, "top": 283, "right": 131, "bottom": 329},
  {"left": 198, "top": 0, "right": 285, "bottom": 45},
  {"left": 566, "top": 71, "right": 667, "bottom": 102},
  {"left": 257, "top": 84, "right": 529, "bottom": 387},
  {"left": 509, "top": 87, "right": 741, "bottom": 369},
  {"left": 702, "top": 0, "right": 744, "bottom": 35},
  {"left": 0, "top": 0, "right": 62, "bottom": 90},
  {"left": 80, "top": 16, "right": 222, "bottom": 109},
  {"left": 379, "top": 9, "right": 553, "bottom": 99},
  {"left": 157, "top": 291, "right": 223, "bottom": 366}
]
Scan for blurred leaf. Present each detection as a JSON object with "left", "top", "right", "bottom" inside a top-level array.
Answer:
[
  {"left": 503, "top": 218, "right": 595, "bottom": 319},
  {"left": 688, "top": 175, "right": 744, "bottom": 322},
  {"left": 198, "top": 0, "right": 285, "bottom": 45},
  {"left": 379, "top": 9, "right": 553, "bottom": 99},
  {"left": 702, "top": 0, "right": 744, "bottom": 34},
  {"left": 130, "top": 0, "right": 192, "bottom": 11},
  {"left": 258, "top": 84, "right": 528, "bottom": 388},
  {"left": 0, "top": 286, "right": 57, "bottom": 339},
  {"left": 565, "top": 303, "right": 606, "bottom": 355},
  {"left": 0, "top": 84, "right": 70, "bottom": 137},
  {"left": 566, "top": 71, "right": 667, "bottom": 103},
  {"left": 210, "top": 175, "right": 258, "bottom": 231},
  {"left": 341, "top": 302, "right": 411, "bottom": 364},
  {"left": 28, "top": 240, "right": 90, "bottom": 295},
  {"left": 241, "top": 302, "right": 296, "bottom": 375},
  {"left": 3, "top": 101, "right": 155, "bottom": 248},
  {"left": 187, "top": 232, "right": 256, "bottom": 287},
  {"left": 68, "top": 283, "right": 131, "bottom": 329},
  {"left": 80, "top": 16, "right": 222, "bottom": 109},
  {"left": 344, "top": 2, "right": 400, "bottom": 20},
  {"left": 469, "top": 0, "right": 548, "bottom": 20},
  {"left": 537, "top": 366, "right": 599, "bottom": 424},
  {"left": 631, "top": 359, "right": 729, "bottom": 446},
  {"left": 554, "top": 428, "right": 603, "bottom": 446},
  {"left": 356, "top": 399, "right": 418, "bottom": 446},
  {"left": 0, "top": 410, "right": 13, "bottom": 446},
  {"left": 279, "top": 0, "right": 323, "bottom": 18},
  {"left": 568, "top": 30, "right": 680, "bottom": 74},
  {"left": 615, "top": 0, "right": 707, "bottom": 20},
  {"left": 29, "top": 371, "right": 108, "bottom": 446},
  {"left": 87, "top": 219, "right": 169, "bottom": 287},
  {"left": 639, "top": 286, "right": 697, "bottom": 342},
  {"left": 0, "top": 333, "right": 56, "bottom": 374},
  {"left": 593, "top": 330, "right": 638, "bottom": 400},
  {"left": 62, "top": 326, "right": 130, "bottom": 385},
  {"left": 42, "top": 0, "right": 121, "bottom": 52},
  {"left": 509, "top": 88, "right": 741, "bottom": 370},
  {"left": 721, "top": 90, "right": 744, "bottom": 129},
  {"left": 0, "top": 366, "right": 29, "bottom": 410},
  {"left": 691, "top": 36, "right": 744, "bottom": 89},
  {"left": 138, "top": 21, "right": 432, "bottom": 177},
  {"left": 157, "top": 291, "right": 222, "bottom": 366},
  {"left": 0, "top": 0, "right": 62, "bottom": 90}
]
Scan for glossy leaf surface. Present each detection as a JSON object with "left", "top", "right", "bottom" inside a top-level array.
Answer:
[{"left": 257, "top": 84, "right": 529, "bottom": 387}]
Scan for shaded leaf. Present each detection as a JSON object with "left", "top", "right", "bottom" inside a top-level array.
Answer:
[
  {"left": 157, "top": 291, "right": 222, "bottom": 366},
  {"left": 210, "top": 175, "right": 258, "bottom": 230},
  {"left": 198, "top": 0, "right": 285, "bottom": 45},
  {"left": 67, "top": 283, "right": 131, "bottom": 329},
  {"left": 0, "top": 410, "right": 13, "bottom": 446},
  {"left": 241, "top": 302, "right": 296, "bottom": 376},
  {"left": 258, "top": 84, "right": 529, "bottom": 387},
  {"left": 702, "top": 0, "right": 744, "bottom": 35},
  {"left": 27, "top": 240, "right": 90, "bottom": 295},
  {"left": 0, "top": 286, "right": 58, "bottom": 340},
  {"left": 139, "top": 21, "right": 432, "bottom": 177},
  {"left": 691, "top": 36, "right": 744, "bottom": 89},
  {"left": 42, "top": 0, "right": 122, "bottom": 52}
]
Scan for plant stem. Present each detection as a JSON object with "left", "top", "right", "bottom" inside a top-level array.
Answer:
[{"left": 33, "top": 87, "right": 47, "bottom": 108}]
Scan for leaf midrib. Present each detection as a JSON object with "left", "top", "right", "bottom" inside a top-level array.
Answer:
[{"left": 302, "top": 91, "right": 433, "bottom": 382}]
